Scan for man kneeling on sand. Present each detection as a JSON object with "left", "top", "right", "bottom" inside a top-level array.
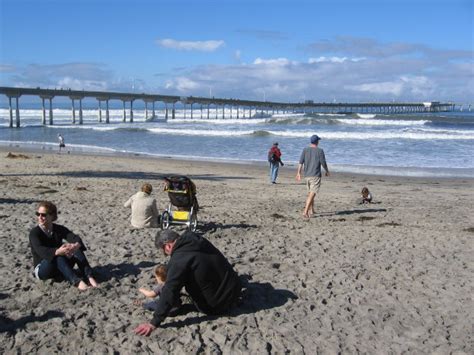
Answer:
[{"left": 134, "top": 230, "right": 242, "bottom": 336}]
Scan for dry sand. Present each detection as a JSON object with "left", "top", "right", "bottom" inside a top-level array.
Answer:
[{"left": 0, "top": 148, "right": 473, "bottom": 354}]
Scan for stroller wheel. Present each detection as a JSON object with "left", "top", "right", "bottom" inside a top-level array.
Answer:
[
  {"left": 161, "top": 211, "right": 171, "bottom": 230},
  {"left": 189, "top": 213, "right": 198, "bottom": 232}
]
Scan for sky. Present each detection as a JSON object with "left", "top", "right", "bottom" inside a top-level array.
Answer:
[{"left": 0, "top": 0, "right": 473, "bottom": 104}]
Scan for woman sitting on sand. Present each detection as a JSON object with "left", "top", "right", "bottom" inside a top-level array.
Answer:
[
  {"left": 124, "top": 183, "right": 160, "bottom": 228},
  {"left": 29, "top": 201, "right": 98, "bottom": 291}
]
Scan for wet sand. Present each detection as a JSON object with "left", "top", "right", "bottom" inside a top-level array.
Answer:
[{"left": 0, "top": 148, "right": 473, "bottom": 353}]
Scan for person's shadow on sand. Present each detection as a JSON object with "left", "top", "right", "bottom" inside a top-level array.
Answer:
[
  {"left": 0, "top": 310, "right": 64, "bottom": 334},
  {"left": 94, "top": 261, "right": 156, "bottom": 282},
  {"left": 315, "top": 208, "right": 387, "bottom": 217},
  {"left": 161, "top": 275, "right": 297, "bottom": 328}
]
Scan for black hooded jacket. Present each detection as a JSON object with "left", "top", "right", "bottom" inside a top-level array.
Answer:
[
  {"left": 29, "top": 224, "right": 87, "bottom": 267},
  {"left": 151, "top": 232, "right": 241, "bottom": 327}
]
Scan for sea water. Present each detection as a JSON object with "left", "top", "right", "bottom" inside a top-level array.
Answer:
[{"left": 1, "top": 107, "right": 473, "bottom": 178}]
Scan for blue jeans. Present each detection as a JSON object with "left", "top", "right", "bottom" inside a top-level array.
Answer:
[
  {"left": 34, "top": 250, "right": 93, "bottom": 286},
  {"left": 269, "top": 162, "right": 279, "bottom": 183}
]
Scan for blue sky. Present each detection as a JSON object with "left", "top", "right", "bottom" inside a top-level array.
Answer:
[{"left": 0, "top": 0, "right": 472, "bottom": 103}]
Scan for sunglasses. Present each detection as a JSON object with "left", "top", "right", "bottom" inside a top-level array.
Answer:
[{"left": 35, "top": 212, "right": 49, "bottom": 217}]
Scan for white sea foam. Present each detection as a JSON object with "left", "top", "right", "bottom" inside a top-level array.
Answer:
[
  {"left": 401, "top": 127, "right": 474, "bottom": 135},
  {"left": 148, "top": 127, "right": 256, "bottom": 136},
  {"left": 315, "top": 113, "right": 347, "bottom": 117},
  {"left": 331, "top": 164, "right": 474, "bottom": 178},
  {"left": 0, "top": 140, "right": 118, "bottom": 152},
  {"left": 336, "top": 118, "right": 429, "bottom": 126},
  {"left": 356, "top": 113, "right": 377, "bottom": 119},
  {"left": 40, "top": 123, "right": 473, "bottom": 140},
  {"left": 270, "top": 130, "right": 474, "bottom": 140},
  {"left": 169, "top": 118, "right": 267, "bottom": 125},
  {"left": 73, "top": 125, "right": 474, "bottom": 140}
]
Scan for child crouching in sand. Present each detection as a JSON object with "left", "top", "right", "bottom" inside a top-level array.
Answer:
[{"left": 136, "top": 264, "right": 180, "bottom": 312}]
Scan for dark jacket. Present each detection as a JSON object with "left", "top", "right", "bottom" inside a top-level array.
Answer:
[
  {"left": 151, "top": 232, "right": 241, "bottom": 327},
  {"left": 29, "top": 224, "right": 86, "bottom": 267}
]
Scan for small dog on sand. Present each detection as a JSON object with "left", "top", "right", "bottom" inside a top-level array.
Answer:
[{"left": 357, "top": 187, "right": 373, "bottom": 204}]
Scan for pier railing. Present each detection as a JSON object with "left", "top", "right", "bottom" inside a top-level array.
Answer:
[{"left": 0, "top": 86, "right": 457, "bottom": 127}]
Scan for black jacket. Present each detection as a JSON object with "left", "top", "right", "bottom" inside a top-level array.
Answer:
[
  {"left": 151, "top": 232, "right": 241, "bottom": 327},
  {"left": 29, "top": 224, "right": 86, "bottom": 267}
]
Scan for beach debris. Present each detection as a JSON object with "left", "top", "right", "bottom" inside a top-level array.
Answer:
[
  {"left": 463, "top": 227, "right": 474, "bottom": 233},
  {"left": 270, "top": 213, "right": 286, "bottom": 219},
  {"left": 38, "top": 189, "right": 59, "bottom": 194},
  {"left": 35, "top": 185, "right": 50, "bottom": 189},
  {"left": 377, "top": 222, "right": 401, "bottom": 227},
  {"left": 74, "top": 186, "right": 88, "bottom": 191},
  {"left": 356, "top": 216, "right": 376, "bottom": 222},
  {"left": 6, "top": 152, "right": 30, "bottom": 159},
  {"left": 328, "top": 218, "right": 346, "bottom": 222}
]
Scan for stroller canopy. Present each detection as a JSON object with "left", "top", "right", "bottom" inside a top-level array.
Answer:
[{"left": 164, "top": 176, "right": 197, "bottom": 209}]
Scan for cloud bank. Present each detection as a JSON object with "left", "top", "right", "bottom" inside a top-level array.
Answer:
[
  {"left": 2, "top": 37, "right": 472, "bottom": 103},
  {"left": 160, "top": 37, "right": 473, "bottom": 102}
]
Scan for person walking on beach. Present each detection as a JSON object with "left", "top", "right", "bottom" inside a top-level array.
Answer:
[
  {"left": 134, "top": 230, "right": 242, "bottom": 336},
  {"left": 268, "top": 142, "right": 284, "bottom": 184},
  {"left": 58, "top": 134, "right": 65, "bottom": 153},
  {"left": 296, "top": 135, "right": 330, "bottom": 219},
  {"left": 124, "top": 183, "right": 160, "bottom": 228},
  {"left": 29, "top": 201, "right": 99, "bottom": 291}
]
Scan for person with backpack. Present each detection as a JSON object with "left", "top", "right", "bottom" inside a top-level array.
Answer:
[{"left": 268, "top": 142, "right": 284, "bottom": 184}]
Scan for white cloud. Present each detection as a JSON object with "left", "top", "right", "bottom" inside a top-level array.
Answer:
[
  {"left": 308, "top": 56, "right": 365, "bottom": 63},
  {"left": 57, "top": 77, "right": 108, "bottom": 91},
  {"left": 0, "top": 64, "right": 16, "bottom": 73},
  {"left": 346, "top": 75, "right": 435, "bottom": 97},
  {"left": 234, "top": 50, "right": 242, "bottom": 62},
  {"left": 156, "top": 38, "right": 225, "bottom": 52},
  {"left": 159, "top": 50, "right": 469, "bottom": 102},
  {"left": 253, "top": 57, "right": 293, "bottom": 66},
  {"left": 346, "top": 81, "right": 404, "bottom": 96},
  {"left": 7, "top": 63, "right": 113, "bottom": 91},
  {"left": 165, "top": 77, "right": 200, "bottom": 92},
  {"left": 3, "top": 37, "right": 472, "bottom": 102}
]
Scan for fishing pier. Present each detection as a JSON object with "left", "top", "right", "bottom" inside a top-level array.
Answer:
[{"left": 0, "top": 86, "right": 456, "bottom": 128}]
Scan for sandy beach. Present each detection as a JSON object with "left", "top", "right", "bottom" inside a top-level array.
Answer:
[{"left": 0, "top": 148, "right": 473, "bottom": 354}]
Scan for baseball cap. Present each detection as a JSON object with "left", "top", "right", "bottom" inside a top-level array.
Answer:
[
  {"left": 155, "top": 230, "right": 180, "bottom": 250},
  {"left": 310, "top": 135, "right": 321, "bottom": 144}
]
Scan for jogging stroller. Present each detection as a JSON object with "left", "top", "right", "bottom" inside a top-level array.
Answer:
[{"left": 161, "top": 175, "right": 199, "bottom": 232}]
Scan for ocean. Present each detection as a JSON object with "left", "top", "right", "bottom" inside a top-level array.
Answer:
[{"left": 1, "top": 107, "right": 473, "bottom": 178}]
